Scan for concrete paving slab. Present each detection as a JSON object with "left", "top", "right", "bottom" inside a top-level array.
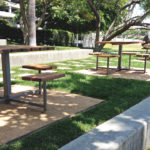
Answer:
[
  {"left": 0, "top": 78, "right": 15, "bottom": 82},
  {"left": 58, "top": 67, "right": 72, "bottom": 70},
  {"left": 74, "top": 68, "right": 150, "bottom": 81},
  {"left": 18, "top": 73, "right": 34, "bottom": 77},
  {"left": 0, "top": 71, "right": 16, "bottom": 74},
  {"left": 0, "top": 85, "right": 102, "bottom": 144}
]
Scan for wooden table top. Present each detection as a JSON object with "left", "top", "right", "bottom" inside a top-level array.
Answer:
[
  {"left": 89, "top": 53, "right": 120, "bottom": 57},
  {"left": 122, "top": 52, "right": 141, "bottom": 55},
  {"left": 136, "top": 54, "right": 150, "bottom": 57},
  {"left": 96, "top": 41, "right": 145, "bottom": 45},
  {"left": 0, "top": 45, "right": 55, "bottom": 54}
]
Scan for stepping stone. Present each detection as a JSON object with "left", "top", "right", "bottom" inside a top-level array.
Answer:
[
  {"left": 58, "top": 67, "right": 72, "bottom": 70},
  {"left": 0, "top": 78, "right": 15, "bottom": 82},
  {"left": 87, "top": 63, "right": 95, "bottom": 65},
  {"left": 0, "top": 71, "right": 16, "bottom": 74},
  {"left": 42, "top": 70, "right": 57, "bottom": 73},
  {"left": 18, "top": 73, "right": 34, "bottom": 77},
  {"left": 19, "top": 68, "right": 31, "bottom": 71},
  {"left": 54, "top": 63, "right": 67, "bottom": 65},
  {"left": 81, "top": 60, "right": 91, "bottom": 62},
  {"left": 69, "top": 61, "right": 80, "bottom": 64},
  {"left": 72, "top": 64, "right": 85, "bottom": 67}
]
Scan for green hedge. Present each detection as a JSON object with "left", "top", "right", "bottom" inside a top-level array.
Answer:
[
  {"left": 37, "top": 29, "right": 75, "bottom": 46},
  {"left": 0, "top": 20, "right": 75, "bottom": 46}
]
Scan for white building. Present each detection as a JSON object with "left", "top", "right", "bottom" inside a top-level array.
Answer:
[{"left": 0, "top": 0, "right": 19, "bottom": 18}]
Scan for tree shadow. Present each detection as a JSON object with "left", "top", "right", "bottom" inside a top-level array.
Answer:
[{"left": 1, "top": 72, "right": 150, "bottom": 150}]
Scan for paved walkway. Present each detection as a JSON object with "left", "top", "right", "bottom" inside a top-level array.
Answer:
[{"left": 0, "top": 85, "right": 102, "bottom": 144}]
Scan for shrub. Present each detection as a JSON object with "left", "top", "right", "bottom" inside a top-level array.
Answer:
[{"left": 0, "top": 20, "right": 75, "bottom": 46}]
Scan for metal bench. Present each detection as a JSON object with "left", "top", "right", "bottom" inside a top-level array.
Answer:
[
  {"left": 22, "top": 73, "right": 65, "bottom": 112},
  {"left": 22, "top": 64, "right": 57, "bottom": 94}
]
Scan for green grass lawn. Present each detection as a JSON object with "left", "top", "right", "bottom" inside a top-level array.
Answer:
[
  {"left": 1, "top": 51, "right": 150, "bottom": 150},
  {"left": 103, "top": 43, "right": 148, "bottom": 53}
]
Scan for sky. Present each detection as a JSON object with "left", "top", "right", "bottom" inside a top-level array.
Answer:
[{"left": 132, "top": 4, "right": 150, "bottom": 23}]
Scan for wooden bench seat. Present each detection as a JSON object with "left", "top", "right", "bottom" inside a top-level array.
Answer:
[
  {"left": 22, "top": 73, "right": 65, "bottom": 82},
  {"left": 22, "top": 64, "right": 57, "bottom": 95},
  {"left": 122, "top": 52, "right": 140, "bottom": 69},
  {"left": 22, "top": 64, "right": 57, "bottom": 70},
  {"left": 22, "top": 73, "right": 65, "bottom": 112},
  {"left": 136, "top": 54, "right": 150, "bottom": 73}
]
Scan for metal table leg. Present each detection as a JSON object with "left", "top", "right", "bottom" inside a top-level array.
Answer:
[
  {"left": 107, "top": 57, "right": 110, "bottom": 75},
  {"left": 43, "top": 81, "right": 47, "bottom": 112},
  {"left": 39, "top": 70, "right": 42, "bottom": 95},
  {"left": 96, "top": 56, "right": 99, "bottom": 70},
  {"left": 118, "top": 44, "right": 122, "bottom": 70},
  {"left": 129, "top": 55, "right": 131, "bottom": 70},
  {"left": 1, "top": 53, "right": 11, "bottom": 103},
  {"left": 144, "top": 57, "right": 147, "bottom": 73}
]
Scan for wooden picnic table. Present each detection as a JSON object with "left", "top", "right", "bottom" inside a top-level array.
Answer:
[
  {"left": 0, "top": 45, "right": 54, "bottom": 103},
  {"left": 96, "top": 41, "right": 145, "bottom": 70}
]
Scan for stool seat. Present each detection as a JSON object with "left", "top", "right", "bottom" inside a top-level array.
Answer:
[
  {"left": 136, "top": 54, "right": 150, "bottom": 57},
  {"left": 22, "top": 64, "right": 57, "bottom": 70},
  {"left": 22, "top": 73, "right": 65, "bottom": 82},
  {"left": 122, "top": 52, "right": 140, "bottom": 55},
  {"left": 22, "top": 73, "right": 65, "bottom": 112}
]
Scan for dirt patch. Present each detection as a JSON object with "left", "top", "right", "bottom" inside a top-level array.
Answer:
[
  {"left": 74, "top": 67, "right": 150, "bottom": 81},
  {"left": 0, "top": 85, "right": 102, "bottom": 144}
]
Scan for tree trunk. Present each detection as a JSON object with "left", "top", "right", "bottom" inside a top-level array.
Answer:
[
  {"left": 28, "top": 0, "right": 36, "bottom": 46},
  {"left": 94, "top": 21, "right": 101, "bottom": 52},
  {"left": 19, "top": 0, "right": 29, "bottom": 45}
]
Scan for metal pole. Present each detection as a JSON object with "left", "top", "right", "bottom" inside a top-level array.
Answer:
[
  {"left": 144, "top": 57, "right": 147, "bottom": 73},
  {"left": 1, "top": 53, "right": 11, "bottom": 103},
  {"left": 43, "top": 81, "right": 47, "bottom": 112},
  {"left": 107, "top": 57, "right": 110, "bottom": 75},
  {"left": 129, "top": 55, "right": 131, "bottom": 70},
  {"left": 118, "top": 44, "right": 122, "bottom": 70},
  {"left": 39, "top": 70, "right": 42, "bottom": 95},
  {"left": 96, "top": 56, "right": 99, "bottom": 70}
]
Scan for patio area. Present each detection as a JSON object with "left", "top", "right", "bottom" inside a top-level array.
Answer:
[
  {"left": 74, "top": 67, "right": 150, "bottom": 81},
  {"left": 0, "top": 85, "right": 101, "bottom": 144}
]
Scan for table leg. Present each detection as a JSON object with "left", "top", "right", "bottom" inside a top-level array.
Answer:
[
  {"left": 144, "top": 57, "right": 147, "bottom": 73},
  {"left": 96, "top": 56, "right": 99, "bottom": 70},
  {"left": 1, "top": 53, "right": 11, "bottom": 102},
  {"left": 43, "top": 81, "right": 47, "bottom": 112},
  {"left": 129, "top": 55, "right": 131, "bottom": 70},
  {"left": 118, "top": 44, "right": 122, "bottom": 70},
  {"left": 107, "top": 57, "right": 110, "bottom": 75},
  {"left": 39, "top": 70, "right": 42, "bottom": 95}
]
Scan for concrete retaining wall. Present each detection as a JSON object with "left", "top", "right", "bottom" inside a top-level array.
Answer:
[
  {"left": 59, "top": 97, "right": 150, "bottom": 150},
  {"left": 0, "top": 49, "right": 92, "bottom": 68},
  {"left": 0, "top": 39, "right": 7, "bottom": 45}
]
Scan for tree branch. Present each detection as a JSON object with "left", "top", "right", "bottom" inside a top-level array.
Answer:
[
  {"left": 87, "top": 0, "right": 100, "bottom": 22},
  {"left": 36, "top": 0, "right": 51, "bottom": 29},
  {"left": 104, "top": 0, "right": 142, "bottom": 40},
  {"left": 104, "top": 9, "right": 150, "bottom": 41},
  {"left": 19, "top": 0, "right": 28, "bottom": 30}
]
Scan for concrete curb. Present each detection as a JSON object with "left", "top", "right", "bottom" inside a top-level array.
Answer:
[
  {"left": 59, "top": 97, "right": 150, "bottom": 150},
  {"left": 0, "top": 49, "right": 93, "bottom": 68}
]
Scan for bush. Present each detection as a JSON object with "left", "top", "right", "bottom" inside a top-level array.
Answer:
[{"left": 0, "top": 20, "right": 75, "bottom": 46}]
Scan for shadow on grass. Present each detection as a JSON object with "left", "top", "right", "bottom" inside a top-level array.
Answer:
[{"left": 1, "top": 73, "right": 150, "bottom": 150}]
